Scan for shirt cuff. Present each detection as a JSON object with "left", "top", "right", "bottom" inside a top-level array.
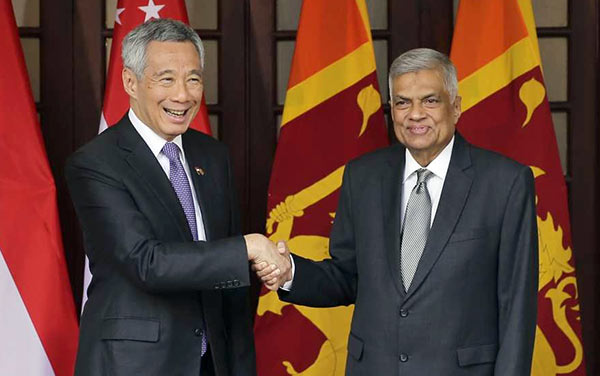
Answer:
[{"left": 279, "top": 254, "right": 295, "bottom": 291}]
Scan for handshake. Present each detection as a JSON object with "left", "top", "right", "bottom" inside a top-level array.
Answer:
[{"left": 244, "top": 234, "right": 292, "bottom": 291}]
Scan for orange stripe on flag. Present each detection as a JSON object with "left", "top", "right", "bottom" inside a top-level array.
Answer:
[
  {"left": 451, "top": 0, "right": 529, "bottom": 81},
  {"left": 288, "top": 0, "right": 369, "bottom": 88}
]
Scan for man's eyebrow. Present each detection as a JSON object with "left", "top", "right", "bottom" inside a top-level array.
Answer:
[
  {"left": 153, "top": 69, "right": 174, "bottom": 77},
  {"left": 392, "top": 93, "right": 439, "bottom": 101},
  {"left": 151, "top": 69, "right": 203, "bottom": 77},
  {"left": 420, "top": 93, "right": 439, "bottom": 99},
  {"left": 153, "top": 69, "right": 203, "bottom": 75}
]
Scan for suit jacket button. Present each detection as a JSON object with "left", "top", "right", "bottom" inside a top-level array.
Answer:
[
  {"left": 399, "top": 309, "right": 409, "bottom": 317},
  {"left": 399, "top": 353, "right": 409, "bottom": 362},
  {"left": 194, "top": 328, "right": 202, "bottom": 337}
]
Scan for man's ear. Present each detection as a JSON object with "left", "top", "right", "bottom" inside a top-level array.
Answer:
[
  {"left": 122, "top": 68, "right": 138, "bottom": 99},
  {"left": 453, "top": 95, "right": 462, "bottom": 123}
]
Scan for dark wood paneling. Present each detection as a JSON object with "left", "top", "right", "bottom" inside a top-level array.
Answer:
[
  {"left": 219, "top": 0, "right": 249, "bottom": 230},
  {"left": 247, "top": 0, "right": 277, "bottom": 234},
  {"left": 69, "top": 0, "right": 105, "bottom": 311},
  {"left": 389, "top": 0, "right": 453, "bottom": 58},
  {"left": 570, "top": 1, "right": 599, "bottom": 374},
  {"left": 39, "top": 0, "right": 79, "bottom": 315}
]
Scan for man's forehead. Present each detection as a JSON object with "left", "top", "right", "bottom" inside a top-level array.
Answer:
[
  {"left": 143, "top": 43, "right": 202, "bottom": 73},
  {"left": 145, "top": 40, "right": 201, "bottom": 60},
  {"left": 392, "top": 70, "right": 446, "bottom": 94},
  {"left": 393, "top": 69, "right": 443, "bottom": 83}
]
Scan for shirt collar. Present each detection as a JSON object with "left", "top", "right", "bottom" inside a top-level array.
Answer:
[
  {"left": 128, "top": 108, "right": 184, "bottom": 157},
  {"left": 403, "top": 135, "right": 455, "bottom": 183}
]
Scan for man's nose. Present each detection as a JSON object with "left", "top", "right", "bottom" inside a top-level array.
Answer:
[
  {"left": 408, "top": 102, "right": 426, "bottom": 120},
  {"left": 171, "top": 80, "right": 192, "bottom": 102}
]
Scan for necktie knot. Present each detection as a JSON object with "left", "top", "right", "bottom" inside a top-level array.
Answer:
[{"left": 162, "top": 142, "right": 180, "bottom": 162}]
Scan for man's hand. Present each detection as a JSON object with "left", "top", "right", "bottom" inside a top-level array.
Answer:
[
  {"left": 255, "top": 240, "right": 292, "bottom": 290},
  {"left": 244, "top": 235, "right": 291, "bottom": 290}
]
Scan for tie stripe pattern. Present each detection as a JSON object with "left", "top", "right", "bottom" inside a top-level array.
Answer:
[
  {"left": 161, "top": 142, "right": 206, "bottom": 356},
  {"left": 401, "top": 168, "right": 433, "bottom": 291}
]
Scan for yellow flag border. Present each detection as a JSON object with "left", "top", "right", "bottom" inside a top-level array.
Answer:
[
  {"left": 458, "top": 0, "right": 544, "bottom": 112},
  {"left": 281, "top": 0, "right": 377, "bottom": 128}
]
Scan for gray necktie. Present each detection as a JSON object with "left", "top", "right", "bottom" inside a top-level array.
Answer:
[
  {"left": 161, "top": 142, "right": 207, "bottom": 357},
  {"left": 401, "top": 168, "right": 433, "bottom": 291}
]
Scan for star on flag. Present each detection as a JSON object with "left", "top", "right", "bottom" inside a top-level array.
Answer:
[
  {"left": 115, "top": 8, "right": 125, "bottom": 25},
  {"left": 139, "top": 0, "right": 165, "bottom": 22}
]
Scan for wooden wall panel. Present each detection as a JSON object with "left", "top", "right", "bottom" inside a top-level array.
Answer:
[
  {"left": 570, "top": 1, "right": 600, "bottom": 373},
  {"left": 39, "top": 0, "right": 79, "bottom": 313}
]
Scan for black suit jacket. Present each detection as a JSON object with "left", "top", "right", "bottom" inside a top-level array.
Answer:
[
  {"left": 280, "top": 133, "right": 538, "bottom": 375},
  {"left": 66, "top": 115, "right": 256, "bottom": 376}
]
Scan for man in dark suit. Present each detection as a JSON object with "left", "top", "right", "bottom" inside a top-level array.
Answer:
[
  {"left": 66, "top": 19, "right": 288, "bottom": 376},
  {"left": 258, "top": 48, "right": 538, "bottom": 375}
]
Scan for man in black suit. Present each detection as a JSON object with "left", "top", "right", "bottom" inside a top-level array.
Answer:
[
  {"left": 66, "top": 19, "right": 288, "bottom": 376},
  {"left": 258, "top": 48, "right": 538, "bottom": 375}
]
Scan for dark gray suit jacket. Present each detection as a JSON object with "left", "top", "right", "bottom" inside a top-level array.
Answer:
[
  {"left": 280, "top": 133, "right": 538, "bottom": 375},
  {"left": 66, "top": 115, "right": 256, "bottom": 376}
]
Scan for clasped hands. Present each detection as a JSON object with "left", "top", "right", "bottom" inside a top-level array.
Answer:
[{"left": 244, "top": 234, "right": 292, "bottom": 291}]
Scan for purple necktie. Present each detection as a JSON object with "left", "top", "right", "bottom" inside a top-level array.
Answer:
[
  {"left": 161, "top": 142, "right": 207, "bottom": 357},
  {"left": 162, "top": 142, "right": 198, "bottom": 241}
]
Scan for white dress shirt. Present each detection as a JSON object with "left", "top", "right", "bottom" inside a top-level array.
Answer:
[
  {"left": 282, "top": 136, "right": 455, "bottom": 291},
  {"left": 128, "top": 109, "right": 207, "bottom": 241},
  {"left": 401, "top": 136, "right": 454, "bottom": 227}
]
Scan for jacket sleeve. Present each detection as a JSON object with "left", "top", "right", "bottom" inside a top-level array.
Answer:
[
  {"left": 65, "top": 149, "right": 250, "bottom": 293},
  {"left": 278, "top": 164, "right": 358, "bottom": 307},
  {"left": 494, "top": 165, "right": 538, "bottom": 375}
]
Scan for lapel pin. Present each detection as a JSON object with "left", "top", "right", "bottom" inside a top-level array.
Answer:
[{"left": 194, "top": 166, "right": 205, "bottom": 176}]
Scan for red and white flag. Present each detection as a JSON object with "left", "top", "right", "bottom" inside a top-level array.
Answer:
[
  {"left": 0, "top": 0, "right": 79, "bottom": 374},
  {"left": 83, "top": 0, "right": 212, "bottom": 305}
]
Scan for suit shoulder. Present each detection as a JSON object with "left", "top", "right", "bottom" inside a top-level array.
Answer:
[
  {"left": 183, "top": 129, "right": 230, "bottom": 155},
  {"left": 346, "top": 144, "right": 405, "bottom": 179},
  {"left": 469, "top": 144, "right": 529, "bottom": 172},
  {"left": 345, "top": 144, "right": 399, "bottom": 172},
  {"left": 66, "top": 125, "right": 120, "bottom": 167},
  {"left": 467, "top": 143, "right": 533, "bottom": 188}
]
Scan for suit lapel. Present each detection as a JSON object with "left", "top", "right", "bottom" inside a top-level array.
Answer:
[
  {"left": 381, "top": 144, "right": 407, "bottom": 298},
  {"left": 404, "top": 134, "right": 473, "bottom": 300},
  {"left": 116, "top": 117, "right": 193, "bottom": 241},
  {"left": 182, "top": 133, "right": 215, "bottom": 241}
]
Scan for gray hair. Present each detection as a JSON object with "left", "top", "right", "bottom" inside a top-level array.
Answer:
[
  {"left": 388, "top": 48, "right": 458, "bottom": 101},
  {"left": 122, "top": 18, "right": 204, "bottom": 78}
]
